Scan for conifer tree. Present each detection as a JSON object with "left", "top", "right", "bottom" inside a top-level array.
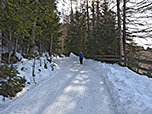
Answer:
[
  {"left": 117, "top": 0, "right": 124, "bottom": 57},
  {"left": 65, "top": 1, "right": 87, "bottom": 55},
  {"left": 101, "top": 0, "right": 118, "bottom": 55},
  {"left": 65, "top": 11, "right": 83, "bottom": 55},
  {"left": 33, "top": 0, "right": 62, "bottom": 55},
  {"left": 0, "top": 0, "right": 22, "bottom": 63},
  {"left": 0, "top": 0, "right": 61, "bottom": 60},
  {"left": 0, "top": 64, "right": 26, "bottom": 98},
  {"left": 0, "top": 0, "right": 3, "bottom": 66},
  {"left": 87, "top": 0, "right": 118, "bottom": 55}
]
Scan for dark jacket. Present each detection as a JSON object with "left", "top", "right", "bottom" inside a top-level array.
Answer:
[{"left": 79, "top": 53, "right": 83, "bottom": 58}]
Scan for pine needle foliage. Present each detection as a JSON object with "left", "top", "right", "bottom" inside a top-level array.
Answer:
[{"left": 0, "top": 64, "right": 26, "bottom": 98}]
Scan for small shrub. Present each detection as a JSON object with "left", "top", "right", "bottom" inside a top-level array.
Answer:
[
  {"left": 51, "top": 63, "right": 56, "bottom": 71},
  {"left": 0, "top": 64, "right": 26, "bottom": 98}
]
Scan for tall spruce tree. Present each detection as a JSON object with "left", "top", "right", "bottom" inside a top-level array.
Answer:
[
  {"left": 87, "top": 0, "right": 97, "bottom": 55},
  {"left": 87, "top": 0, "right": 118, "bottom": 55},
  {"left": 117, "top": 0, "right": 124, "bottom": 57},
  {"left": 0, "top": 0, "right": 3, "bottom": 66},
  {"left": 65, "top": 11, "right": 83, "bottom": 55},
  {"left": 101, "top": 0, "right": 118, "bottom": 55},
  {"left": 65, "top": 1, "right": 87, "bottom": 55},
  {"left": 65, "top": 0, "right": 118, "bottom": 56},
  {"left": 35, "top": 0, "right": 62, "bottom": 55},
  {"left": 1, "top": 0, "right": 27, "bottom": 63}
]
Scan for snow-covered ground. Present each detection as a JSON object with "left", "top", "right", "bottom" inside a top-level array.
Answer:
[
  {"left": 0, "top": 53, "right": 152, "bottom": 114},
  {"left": 15, "top": 52, "right": 60, "bottom": 85},
  {"left": 87, "top": 59, "right": 152, "bottom": 114}
]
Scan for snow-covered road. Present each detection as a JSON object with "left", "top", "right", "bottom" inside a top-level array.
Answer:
[{"left": 0, "top": 56, "right": 117, "bottom": 114}]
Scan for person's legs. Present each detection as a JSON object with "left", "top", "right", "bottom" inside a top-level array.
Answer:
[
  {"left": 80, "top": 58, "right": 83, "bottom": 64},
  {"left": 81, "top": 58, "right": 83, "bottom": 64}
]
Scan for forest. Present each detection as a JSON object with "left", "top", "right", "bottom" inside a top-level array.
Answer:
[
  {"left": 60, "top": 0, "right": 152, "bottom": 56},
  {"left": 0, "top": 0, "right": 152, "bottom": 98},
  {"left": 0, "top": 0, "right": 62, "bottom": 98}
]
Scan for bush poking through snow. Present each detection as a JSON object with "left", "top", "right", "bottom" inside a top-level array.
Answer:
[
  {"left": 0, "top": 64, "right": 26, "bottom": 99},
  {"left": 44, "top": 60, "right": 48, "bottom": 69},
  {"left": 51, "top": 63, "right": 56, "bottom": 71}
]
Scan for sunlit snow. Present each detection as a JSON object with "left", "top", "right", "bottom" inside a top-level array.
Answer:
[{"left": 0, "top": 53, "right": 152, "bottom": 114}]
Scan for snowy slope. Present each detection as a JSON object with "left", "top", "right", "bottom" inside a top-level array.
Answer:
[
  {"left": 0, "top": 53, "right": 152, "bottom": 114},
  {"left": 87, "top": 59, "right": 152, "bottom": 114},
  {"left": 0, "top": 53, "right": 59, "bottom": 106},
  {"left": 0, "top": 54, "right": 117, "bottom": 114},
  {"left": 15, "top": 53, "right": 59, "bottom": 85}
]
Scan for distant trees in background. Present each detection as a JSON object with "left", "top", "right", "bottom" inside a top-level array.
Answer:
[
  {"left": 62, "top": 0, "right": 152, "bottom": 57},
  {"left": 65, "top": 0, "right": 119, "bottom": 56}
]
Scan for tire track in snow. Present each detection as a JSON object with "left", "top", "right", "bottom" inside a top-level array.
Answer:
[
  {"left": 87, "top": 60, "right": 119, "bottom": 114},
  {"left": 34, "top": 59, "right": 83, "bottom": 114},
  {"left": 0, "top": 57, "right": 117, "bottom": 114}
]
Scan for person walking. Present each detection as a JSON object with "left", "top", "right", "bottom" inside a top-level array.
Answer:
[{"left": 79, "top": 52, "right": 83, "bottom": 64}]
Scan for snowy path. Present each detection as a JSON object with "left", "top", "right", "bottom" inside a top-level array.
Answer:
[{"left": 0, "top": 57, "right": 117, "bottom": 114}]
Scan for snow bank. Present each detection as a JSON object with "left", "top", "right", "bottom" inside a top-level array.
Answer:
[
  {"left": 70, "top": 52, "right": 78, "bottom": 58},
  {"left": 16, "top": 56, "right": 58, "bottom": 85},
  {"left": 0, "top": 53, "right": 59, "bottom": 105},
  {"left": 16, "top": 52, "right": 23, "bottom": 60},
  {"left": 1, "top": 54, "right": 152, "bottom": 114},
  {"left": 91, "top": 60, "right": 152, "bottom": 114}
]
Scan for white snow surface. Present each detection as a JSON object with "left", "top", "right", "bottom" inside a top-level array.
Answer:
[
  {"left": 0, "top": 53, "right": 152, "bottom": 114},
  {"left": 90, "top": 60, "right": 152, "bottom": 114}
]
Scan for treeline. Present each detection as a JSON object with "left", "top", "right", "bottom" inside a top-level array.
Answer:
[
  {"left": 62, "top": 0, "right": 152, "bottom": 57},
  {"left": 64, "top": 0, "right": 119, "bottom": 56},
  {"left": 0, "top": 0, "right": 61, "bottom": 64}
]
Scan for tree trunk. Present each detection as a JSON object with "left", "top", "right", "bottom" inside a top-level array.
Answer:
[
  {"left": 123, "top": 0, "right": 126, "bottom": 55},
  {"left": 32, "top": 58, "right": 36, "bottom": 84},
  {"left": 49, "top": 35, "right": 53, "bottom": 60},
  {"left": 117, "top": 0, "right": 124, "bottom": 58},
  {"left": 0, "top": 29, "right": 2, "bottom": 66},
  {"left": 39, "top": 37, "right": 42, "bottom": 56},
  {"left": 39, "top": 37, "right": 42, "bottom": 66},
  {"left": 8, "top": 29, "right": 12, "bottom": 63},
  {"left": 12, "top": 39, "right": 18, "bottom": 58},
  {"left": 96, "top": 0, "right": 100, "bottom": 28},
  {"left": 86, "top": 0, "right": 90, "bottom": 39},
  {"left": 70, "top": 0, "right": 74, "bottom": 22},
  {"left": 32, "top": 0, "right": 38, "bottom": 83},
  {"left": 30, "top": 0, "right": 38, "bottom": 55},
  {"left": 30, "top": 19, "right": 36, "bottom": 55},
  {"left": 92, "top": 1, "right": 95, "bottom": 33}
]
